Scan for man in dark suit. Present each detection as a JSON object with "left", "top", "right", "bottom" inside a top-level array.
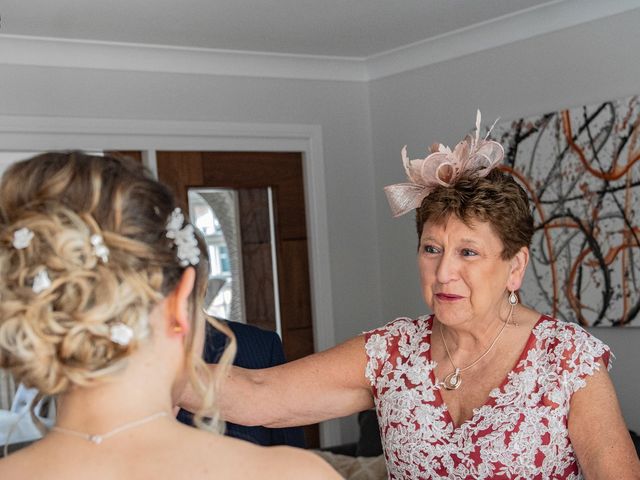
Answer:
[{"left": 177, "top": 320, "right": 306, "bottom": 448}]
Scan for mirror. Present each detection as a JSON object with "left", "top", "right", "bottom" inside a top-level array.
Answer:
[
  {"left": 188, "top": 187, "right": 282, "bottom": 336},
  {"left": 189, "top": 189, "right": 245, "bottom": 323}
]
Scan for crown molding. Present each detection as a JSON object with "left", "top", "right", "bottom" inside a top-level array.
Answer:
[
  {"left": 367, "top": 0, "right": 640, "bottom": 80},
  {"left": 0, "top": 34, "right": 367, "bottom": 82},
  {"left": 0, "top": 0, "right": 638, "bottom": 82}
]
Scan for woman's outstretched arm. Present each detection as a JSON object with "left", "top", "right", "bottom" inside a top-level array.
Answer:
[{"left": 179, "top": 335, "right": 374, "bottom": 428}]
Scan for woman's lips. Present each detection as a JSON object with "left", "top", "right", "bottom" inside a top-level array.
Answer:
[{"left": 435, "top": 293, "right": 463, "bottom": 301}]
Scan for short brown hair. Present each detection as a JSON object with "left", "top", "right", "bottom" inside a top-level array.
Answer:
[{"left": 416, "top": 169, "right": 534, "bottom": 259}]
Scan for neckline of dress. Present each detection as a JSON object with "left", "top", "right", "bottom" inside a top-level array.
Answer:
[{"left": 426, "top": 313, "right": 549, "bottom": 431}]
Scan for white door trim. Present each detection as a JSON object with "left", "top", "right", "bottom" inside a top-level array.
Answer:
[{"left": 0, "top": 115, "right": 339, "bottom": 446}]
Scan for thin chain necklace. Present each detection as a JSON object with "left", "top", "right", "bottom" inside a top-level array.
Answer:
[
  {"left": 438, "top": 303, "right": 515, "bottom": 390},
  {"left": 51, "top": 411, "right": 168, "bottom": 445}
]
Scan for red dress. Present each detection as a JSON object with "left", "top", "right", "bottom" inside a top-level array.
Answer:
[{"left": 364, "top": 315, "right": 611, "bottom": 479}]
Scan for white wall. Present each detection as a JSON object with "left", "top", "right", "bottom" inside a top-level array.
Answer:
[
  {"left": 369, "top": 10, "right": 640, "bottom": 431},
  {"left": 0, "top": 66, "right": 380, "bottom": 443}
]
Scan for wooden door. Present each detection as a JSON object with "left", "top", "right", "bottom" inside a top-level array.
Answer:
[{"left": 156, "top": 151, "right": 319, "bottom": 448}]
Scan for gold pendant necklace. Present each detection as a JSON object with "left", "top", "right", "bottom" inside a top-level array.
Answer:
[
  {"left": 438, "top": 301, "right": 516, "bottom": 391},
  {"left": 51, "top": 411, "right": 168, "bottom": 445}
]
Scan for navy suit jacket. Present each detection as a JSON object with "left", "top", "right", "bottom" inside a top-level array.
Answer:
[{"left": 177, "top": 321, "right": 306, "bottom": 448}]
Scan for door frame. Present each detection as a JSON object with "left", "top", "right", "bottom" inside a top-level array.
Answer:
[{"left": 0, "top": 114, "right": 340, "bottom": 446}]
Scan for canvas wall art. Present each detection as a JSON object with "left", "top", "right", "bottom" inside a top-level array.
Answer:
[{"left": 492, "top": 95, "right": 640, "bottom": 327}]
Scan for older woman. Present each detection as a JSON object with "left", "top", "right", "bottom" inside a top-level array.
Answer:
[{"left": 180, "top": 115, "right": 640, "bottom": 479}]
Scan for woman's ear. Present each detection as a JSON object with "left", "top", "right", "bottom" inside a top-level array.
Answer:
[
  {"left": 508, "top": 246, "right": 530, "bottom": 291},
  {"left": 167, "top": 267, "right": 196, "bottom": 336}
]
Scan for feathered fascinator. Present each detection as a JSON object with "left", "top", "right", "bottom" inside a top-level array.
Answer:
[{"left": 384, "top": 110, "right": 504, "bottom": 217}]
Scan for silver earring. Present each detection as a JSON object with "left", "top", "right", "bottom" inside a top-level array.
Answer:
[{"left": 508, "top": 290, "right": 518, "bottom": 306}]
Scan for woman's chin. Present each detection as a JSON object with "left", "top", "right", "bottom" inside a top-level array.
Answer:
[{"left": 432, "top": 306, "right": 469, "bottom": 326}]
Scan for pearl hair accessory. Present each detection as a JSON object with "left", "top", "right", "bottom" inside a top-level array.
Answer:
[
  {"left": 32, "top": 269, "right": 52, "bottom": 294},
  {"left": 165, "top": 208, "right": 200, "bottom": 267},
  {"left": 90, "top": 234, "right": 109, "bottom": 263},
  {"left": 109, "top": 323, "right": 134, "bottom": 346},
  {"left": 13, "top": 228, "right": 34, "bottom": 249}
]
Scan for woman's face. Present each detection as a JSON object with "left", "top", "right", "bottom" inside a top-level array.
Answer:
[{"left": 418, "top": 215, "right": 522, "bottom": 328}]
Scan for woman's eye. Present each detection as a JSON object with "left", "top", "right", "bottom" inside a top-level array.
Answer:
[
  {"left": 423, "top": 245, "right": 440, "bottom": 254},
  {"left": 461, "top": 248, "right": 477, "bottom": 257}
]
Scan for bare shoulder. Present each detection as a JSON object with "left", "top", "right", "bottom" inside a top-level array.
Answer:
[
  {"left": 175, "top": 426, "right": 340, "bottom": 479},
  {"left": 0, "top": 441, "right": 54, "bottom": 480},
  {"left": 0, "top": 425, "right": 341, "bottom": 480},
  {"left": 0, "top": 454, "right": 20, "bottom": 478},
  {"left": 257, "top": 445, "right": 341, "bottom": 480}
]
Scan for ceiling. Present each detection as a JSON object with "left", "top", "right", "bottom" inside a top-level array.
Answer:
[{"left": 2, "top": 0, "right": 557, "bottom": 57}]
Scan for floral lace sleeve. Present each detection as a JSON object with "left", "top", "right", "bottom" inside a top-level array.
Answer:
[
  {"left": 546, "top": 321, "right": 613, "bottom": 399},
  {"left": 363, "top": 316, "right": 429, "bottom": 390}
]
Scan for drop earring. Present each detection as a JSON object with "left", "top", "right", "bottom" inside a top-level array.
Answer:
[
  {"left": 172, "top": 324, "right": 183, "bottom": 334},
  {"left": 508, "top": 290, "right": 518, "bottom": 306},
  {"left": 507, "top": 290, "right": 520, "bottom": 327}
]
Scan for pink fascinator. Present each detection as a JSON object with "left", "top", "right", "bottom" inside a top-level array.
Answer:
[{"left": 384, "top": 110, "right": 504, "bottom": 217}]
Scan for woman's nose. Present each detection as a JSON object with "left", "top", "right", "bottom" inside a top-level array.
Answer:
[{"left": 436, "top": 253, "right": 457, "bottom": 284}]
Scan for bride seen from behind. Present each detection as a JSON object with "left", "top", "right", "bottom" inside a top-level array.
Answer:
[{"left": 0, "top": 152, "right": 338, "bottom": 480}]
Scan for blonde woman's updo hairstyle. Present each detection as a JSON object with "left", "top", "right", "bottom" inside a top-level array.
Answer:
[
  {"left": 0, "top": 152, "right": 231, "bottom": 425},
  {"left": 416, "top": 168, "right": 534, "bottom": 260}
]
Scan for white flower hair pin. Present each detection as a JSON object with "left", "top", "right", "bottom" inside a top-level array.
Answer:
[
  {"left": 32, "top": 269, "right": 52, "bottom": 294},
  {"left": 13, "top": 228, "right": 34, "bottom": 249},
  {"left": 110, "top": 323, "right": 134, "bottom": 346},
  {"left": 90, "top": 234, "right": 110, "bottom": 263},
  {"left": 166, "top": 208, "right": 200, "bottom": 267}
]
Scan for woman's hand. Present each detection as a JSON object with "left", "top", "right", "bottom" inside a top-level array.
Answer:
[
  {"left": 178, "top": 335, "right": 374, "bottom": 428},
  {"left": 568, "top": 361, "right": 640, "bottom": 478}
]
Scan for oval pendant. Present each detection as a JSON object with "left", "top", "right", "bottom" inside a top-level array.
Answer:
[
  {"left": 442, "top": 369, "right": 462, "bottom": 390},
  {"left": 89, "top": 435, "right": 103, "bottom": 445}
]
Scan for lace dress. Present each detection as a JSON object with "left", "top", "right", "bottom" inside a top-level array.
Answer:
[{"left": 364, "top": 315, "right": 611, "bottom": 479}]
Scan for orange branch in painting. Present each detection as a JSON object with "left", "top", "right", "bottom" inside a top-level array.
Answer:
[
  {"left": 545, "top": 221, "right": 581, "bottom": 230},
  {"left": 566, "top": 247, "right": 595, "bottom": 326}
]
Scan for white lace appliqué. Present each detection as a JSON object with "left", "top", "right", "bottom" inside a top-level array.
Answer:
[{"left": 364, "top": 316, "right": 610, "bottom": 480}]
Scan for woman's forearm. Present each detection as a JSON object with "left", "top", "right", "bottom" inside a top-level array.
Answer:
[
  {"left": 177, "top": 364, "right": 267, "bottom": 425},
  {"left": 216, "top": 365, "right": 280, "bottom": 427},
  {"left": 178, "top": 337, "right": 373, "bottom": 428}
]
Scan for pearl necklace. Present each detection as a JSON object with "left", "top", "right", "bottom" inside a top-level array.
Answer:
[
  {"left": 438, "top": 302, "right": 515, "bottom": 390},
  {"left": 51, "top": 411, "right": 167, "bottom": 445}
]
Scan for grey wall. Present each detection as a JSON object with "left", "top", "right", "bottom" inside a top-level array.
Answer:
[{"left": 369, "top": 10, "right": 640, "bottom": 431}]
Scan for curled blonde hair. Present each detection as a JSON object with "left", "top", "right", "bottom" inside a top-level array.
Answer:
[{"left": 0, "top": 151, "right": 234, "bottom": 432}]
